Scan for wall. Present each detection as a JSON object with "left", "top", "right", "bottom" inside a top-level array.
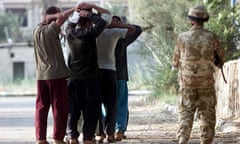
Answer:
[
  {"left": 215, "top": 59, "right": 240, "bottom": 118},
  {"left": 0, "top": 45, "right": 35, "bottom": 83},
  {"left": 0, "top": 0, "right": 128, "bottom": 83},
  {"left": 0, "top": 48, "right": 13, "bottom": 82}
]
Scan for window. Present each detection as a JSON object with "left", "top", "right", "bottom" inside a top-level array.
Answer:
[
  {"left": 6, "top": 8, "right": 28, "bottom": 27},
  {"left": 13, "top": 62, "right": 25, "bottom": 81}
]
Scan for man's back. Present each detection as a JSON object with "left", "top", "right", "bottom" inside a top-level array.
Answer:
[
  {"left": 173, "top": 25, "right": 224, "bottom": 88},
  {"left": 33, "top": 22, "right": 69, "bottom": 80},
  {"left": 66, "top": 13, "right": 107, "bottom": 79},
  {"left": 115, "top": 25, "right": 142, "bottom": 81},
  {"left": 97, "top": 28, "right": 127, "bottom": 70}
]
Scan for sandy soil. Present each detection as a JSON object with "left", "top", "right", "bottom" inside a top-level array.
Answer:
[{"left": 118, "top": 96, "right": 240, "bottom": 144}]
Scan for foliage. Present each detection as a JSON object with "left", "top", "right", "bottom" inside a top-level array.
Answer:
[
  {"left": 128, "top": 0, "right": 240, "bottom": 97},
  {"left": 205, "top": 0, "right": 240, "bottom": 60},
  {"left": 0, "top": 12, "right": 22, "bottom": 43},
  {"left": 103, "top": 2, "right": 129, "bottom": 23},
  {"left": 128, "top": 63, "right": 154, "bottom": 90},
  {"left": 128, "top": 0, "right": 195, "bottom": 96}
]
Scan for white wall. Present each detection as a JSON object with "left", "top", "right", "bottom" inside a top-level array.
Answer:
[
  {"left": 0, "top": 46, "right": 35, "bottom": 83},
  {"left": 11, "top": 46, "right": 35, "bottom": 80},
  {"left": 0, "top": 48, "right": 13, "bottom": 83}
]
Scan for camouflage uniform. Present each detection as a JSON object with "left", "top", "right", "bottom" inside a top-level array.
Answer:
[{"left": 172, "top": 24, "right": 224, "bottom": 144}]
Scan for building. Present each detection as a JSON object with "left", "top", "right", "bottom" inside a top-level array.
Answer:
[
  {"left": 0, "top": 43, "right": 34, "bottom": 82},
  {"left": 0, "top": 0, "right": 128, "bottom": 83},
  {"left": 0, "top": 0, "right": 236, "bottom": 83}
]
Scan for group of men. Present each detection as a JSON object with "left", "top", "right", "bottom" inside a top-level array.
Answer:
[
  {"left": 33, "top": 1, "right": 226, "bottom": 144},
  {"left": 33, "top": 2, "right": 142, "bottom": 144}
]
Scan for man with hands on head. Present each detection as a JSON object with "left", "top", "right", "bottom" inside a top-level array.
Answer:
[
  {"left": 65, "top": 2, "right": 111, "bottom": 144},
  {"left": 33, "top": 3, "right": 86, "bottom": 144},
  {"left": 113, "top": 16, "right": 142, "bottom": 141},
  {"left": 95, "top": 15, "right": 135, "bottom": 143}
]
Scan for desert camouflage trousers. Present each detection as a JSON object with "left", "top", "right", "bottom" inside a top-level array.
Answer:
[{"left": 177, "top": 88, "right": 217, "bottom": 144}]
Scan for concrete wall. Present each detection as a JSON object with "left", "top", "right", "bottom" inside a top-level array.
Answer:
[
  {"left": 215, "top": 59, "right": 240, "bottom": 118},
  {"left": 0, "top": 48, "right": 13, "bottom": 82},
  {"left": 0, "top": 46, "right": 35, "bottom": 83}
]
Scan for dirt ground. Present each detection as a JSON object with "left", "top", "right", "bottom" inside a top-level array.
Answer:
[
  {"left": 118, "top": 95, "right": 240, "bottom": 144},
  {"left": 0, "top": 96, "right": 239, "bottom": 144}
]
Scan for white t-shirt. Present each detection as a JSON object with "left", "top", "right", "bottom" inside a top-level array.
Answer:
[{"left": 97, "top": 28, "right": 127, "bottom": 70}]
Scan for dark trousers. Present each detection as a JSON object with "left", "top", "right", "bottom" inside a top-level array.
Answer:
[
  {"left": 67, "top": 77, "right": 101, "bottom": 141},
  {"left": 35, "top": 78, "right": 68, "bottom": 141},
  {"left": 98, "top": 69, "right": 117, "bottom": 136}
]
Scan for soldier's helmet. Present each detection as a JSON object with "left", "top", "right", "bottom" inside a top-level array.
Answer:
[{"left": 188, "top": 5, "right": 209, "bottom": 22}]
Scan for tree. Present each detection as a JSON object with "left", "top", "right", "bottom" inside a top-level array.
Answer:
[
  {"left": 128, "top": 0, "right": 240, "bottom": 96},
  {"left": 128, "top": 0, "right": 198, "bottom": 95},
  {"left": 205, "top": 0, "right": 240, "bottom": 60},
  {"left": 102, "top": 1, "right": 129, "bottom": 23},
  {"left": 0, "top": 12, "right": 22, "bottom": 43}
]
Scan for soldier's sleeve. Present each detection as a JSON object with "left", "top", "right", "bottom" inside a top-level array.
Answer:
[
  {"left": 213, "top": 36, "right": 225, "bottom": 67},
  {"left": 172, "top": 36, "right": 181, "bottom": 71}
]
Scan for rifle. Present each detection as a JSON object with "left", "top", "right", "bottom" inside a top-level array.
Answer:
[{"left": 214, "top": 51, "right": 227, "bottom": 83}]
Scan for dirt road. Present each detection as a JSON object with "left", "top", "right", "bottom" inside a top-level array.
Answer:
[
  {"left": 122, "top": 95, "right": 240, "bottom": 144},
  {"left": 0, "top": 95, "right": 239, "bottom": 144}
]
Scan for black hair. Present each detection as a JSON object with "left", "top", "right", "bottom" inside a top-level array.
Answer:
[
  {"left": 78, "top": 17, "right": 90, "bottom": 27},
  {"left": 45, "top": 6, "right": 61, "bottom": 15},
  {"left": 81, "top": 8, "right": 92, "bottom": 12},
  {"left": 44, "top": 6, "right": 61, "bottom": 24},
  {"left": 112, "top": 16, "right": 121, "bottom": 22}
]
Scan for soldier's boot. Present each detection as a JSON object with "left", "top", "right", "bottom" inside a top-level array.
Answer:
[
  {"left": 178, "top": 136, "right": 188, "bottom": 144},
  {"left": 200, "top": 126, "right": 214, "bottom": 144}
]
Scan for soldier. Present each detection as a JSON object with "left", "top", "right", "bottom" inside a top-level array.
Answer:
[{"left": 172, "top": 5, "right": 225, "bottom": 144}]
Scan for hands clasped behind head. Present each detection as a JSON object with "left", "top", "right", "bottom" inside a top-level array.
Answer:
[
  {"left": 69, "top": 10, "right": 92, "bottom": 24},
  {"left": 79, "top": 10, "right": 92, "bottom": 17}
]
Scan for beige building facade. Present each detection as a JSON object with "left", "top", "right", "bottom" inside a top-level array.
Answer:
[{"left": 0, "top": 0, "right": 128, "bottom": 83}]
